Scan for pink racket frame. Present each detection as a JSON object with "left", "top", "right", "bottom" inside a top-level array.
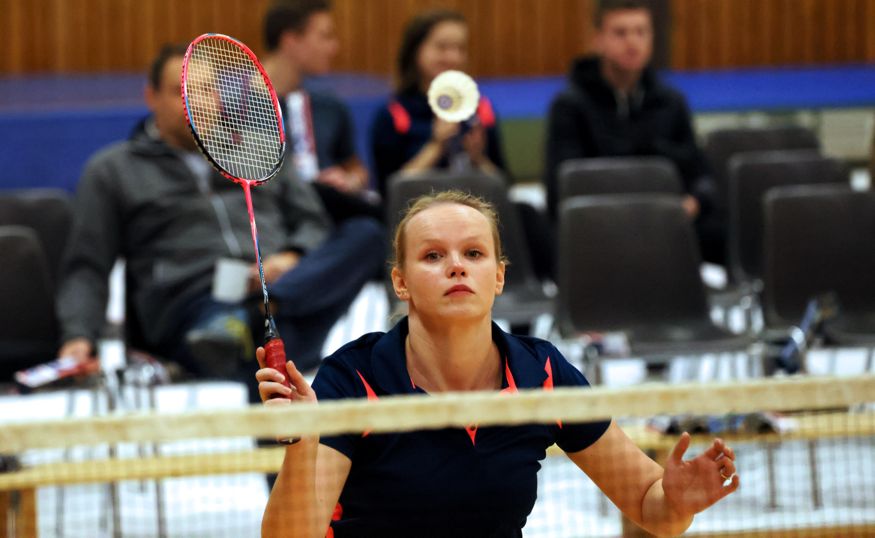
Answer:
[{"left": 180, "top": 33, "right": 287, "bottom": 186}]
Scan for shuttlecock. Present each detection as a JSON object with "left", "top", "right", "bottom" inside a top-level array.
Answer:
[{"left": 427, "top": 70, "right": 480, "bottom": 123}]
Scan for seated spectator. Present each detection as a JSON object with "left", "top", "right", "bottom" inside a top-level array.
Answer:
[
  {"left": 261, "top": 0, "right": 382, "bottom": 224},
  {"left": 371, "top": 9, "right": 554, "bottom": 281},
  {"left": 370, "top": 9, "right": 504, "bottom": 196},
  {"left": 545, "top": 0, "right": 723, "bottom": 264},
  {"left": 56, "top": 44, "right": 385, "bottom": 403}
]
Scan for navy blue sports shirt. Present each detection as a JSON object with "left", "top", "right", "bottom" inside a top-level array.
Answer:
[{"left": 311, "top": 317, "right": 611, "bottom": 537}]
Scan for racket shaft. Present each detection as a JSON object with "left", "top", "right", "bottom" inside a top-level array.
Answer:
[{"left": 264, "top": 337, "right": 291, "bottom": 395}]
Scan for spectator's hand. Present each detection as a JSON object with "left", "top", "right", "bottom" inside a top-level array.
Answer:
[
  {"left": 253, "top": 251, "right": 300, "bottom": 289},
  {"left": 431, "top": 118, "right": 460, "bottom": 146},
  {"left": 317, "top": 166, "right": 360, "bottom": 193},
  {"left": 662, "top": 433, "right": 739, "bottom": 518},
  {"left": 462, "top": 125, "right": 488, "bottom": 163},
  {"left": 58, "top": 338, "right": 94, "bottom": 364},
  {"left": 255, "top": 346, "right": 317, "bottom": 406},
  {"left": 682, "top": 195, "right": 700, "bottom": 219}
]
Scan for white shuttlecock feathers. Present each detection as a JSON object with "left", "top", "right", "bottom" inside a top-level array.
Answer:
[{"left": 427, "top": 70, "right": 480, "bottom": 123}]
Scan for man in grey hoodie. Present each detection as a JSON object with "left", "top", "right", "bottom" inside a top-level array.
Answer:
[{"left": 56, "top": 44, "right": 385, "bottom": 397}]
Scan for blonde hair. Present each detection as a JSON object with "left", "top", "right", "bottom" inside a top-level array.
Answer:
[{"left": 391, "top": 190, "right": 508, "bottom": 269}]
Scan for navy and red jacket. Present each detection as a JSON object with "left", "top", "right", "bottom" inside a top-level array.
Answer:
[
  {"left": 369, "top": 90, "right": 507, "bottom": 199},
  {"left": 311, "top": 317, "right": 610, "bottom": 537}
]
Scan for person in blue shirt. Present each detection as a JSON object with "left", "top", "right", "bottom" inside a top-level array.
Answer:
[
  {"left": 256, "top": 190, "right": 740, "bottom": 537},
  {"left": 261, "top": 0, "right": 382, "bottom": 224}
]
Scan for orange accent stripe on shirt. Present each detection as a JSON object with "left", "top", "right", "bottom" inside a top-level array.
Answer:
[
  {"left": 356, "top": 370, "right": 379, "bottom": 401},
  {"left": 356, "top": 370, "right": 378, "bottom": 436},
  {"left": 466, "top": 424, "right": 478, "bottom": 445},
  {"left": 543, "top": 356, "right": 554, "bottom": 390},
  {"left": 325, "top": 501, "right": 343, "bottom": 537},
  {"left": 501, "top": 359, "right": 518, "bottom": 394},
  {"left": 543, "top": 357, "right": 562, "bottom": 428}
]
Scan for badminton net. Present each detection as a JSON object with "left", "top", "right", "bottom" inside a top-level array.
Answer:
[{"left": 0, "top": 374, "right": 873, "bottom": 537}]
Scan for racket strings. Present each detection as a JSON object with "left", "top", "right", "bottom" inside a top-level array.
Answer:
[{"left": 185, "top": 38, "right": 283, "bottom": 182}]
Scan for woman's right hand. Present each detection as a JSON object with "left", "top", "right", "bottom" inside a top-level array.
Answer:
[{"left": 255, "top": 346, "right": 317, "bottom": 406}]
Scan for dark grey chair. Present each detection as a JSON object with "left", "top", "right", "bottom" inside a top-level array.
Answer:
[
  {"left": 0, "top": 189, "right": 74, "bottom": 380},
  {"left": 760, "top": 185, "right": 875, "bottom": 508},
  {"left": 763, "top": 185, "right": 875, "bottom": 359},
  {"left": 558, "top": 156, "right": 683, "bottom": 204},
  {"left": 728, "top": 150, "right": 847, "bottom": 285},
  {"left": 0, "top": 189, "right": 74, "bottom": 293},
  {"left": 556, "top": 155, "right": 745, "bottom": 318},
  {"left": 386, "top": 171, "right": 552, "bottom": 329},
  {"left": 0, "top": 191, "right": 151, "bottom": 534},
  {"left": 0, "top": 226, "right": 58, "bottom": 378},
  {"left": 556, "top": 195, "right": 755, "bottom": 381},
  {"left": 704, "top": 125, "right": 821, "bottom": 214},
  {"left": 703, "top": 127, "right": 823, "bottom": 326}
]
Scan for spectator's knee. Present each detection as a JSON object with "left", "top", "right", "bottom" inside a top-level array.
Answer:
[
  {"left": 347, "top": 216, "right": 384, "bottom": 239},
  {"left": 345, "top": 217, "right": 387, "bottom": 275},
  {"left": 341, "top": 217, "right": 385, "bottom": 250}
]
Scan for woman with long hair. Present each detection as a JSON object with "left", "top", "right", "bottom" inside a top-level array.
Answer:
[{"left": 369, "top": 9, "right": 504, "bottom": 198}]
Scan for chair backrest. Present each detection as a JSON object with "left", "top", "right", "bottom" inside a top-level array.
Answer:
[
  {"left": 727, "top": 150, "right": 847, "bottom": 283},
  {"left": 121, "top": 262, "right": 149, "bottom": 351},
  {"left": 762, "top": 185, "right": 875, "bottom": 328},
  {"left": 0, "top": 189, "right": 74, "bottom": 292},
  {"left": 704, "top": 126, "right": 820, "bottom": 212},
  {"left": 385, "top": 171, "right": 539, "bottom": 291},
  {"left": 558, "top": 157, "right": 683, "bottom": 203},
  {"left": 556, "top": 195, "right": 709, "bottom": 335},
  {"left": 0, "top": 226, "right": 58, "bottom": 375}
]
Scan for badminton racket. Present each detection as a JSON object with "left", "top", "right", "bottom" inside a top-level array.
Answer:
[{"left": 181, "top": 33, "right": 290, "bottom": 392}]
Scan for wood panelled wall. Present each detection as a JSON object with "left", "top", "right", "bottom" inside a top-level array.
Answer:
[
  {"left": 3, "top": 0, "right": 875, "bottom": 76},
  {"left": 331, "top": 0, "right": 595, "bottom": 77},
  {"left": 672, "top": 0, "right": 875, "bottom": 69}
]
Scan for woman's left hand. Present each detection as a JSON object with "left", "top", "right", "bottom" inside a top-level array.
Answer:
[{"left": 662, "top": 433, "right": 740, "bottom": 518}]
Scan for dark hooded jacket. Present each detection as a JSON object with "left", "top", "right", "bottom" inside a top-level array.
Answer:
[{"left": 544, "top": 55, "right": 714, "bottom": 220}]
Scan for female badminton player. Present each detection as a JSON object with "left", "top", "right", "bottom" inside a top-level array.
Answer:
[{"left": 256, "top": 191, "right": 739, "bottom": 537}]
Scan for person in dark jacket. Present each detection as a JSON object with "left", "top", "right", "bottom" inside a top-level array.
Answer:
[
  {"left": 369, "top": 9, "right": 505, "bottom": 199},
  {"left": 371, "top": 9, "right": 555, "bottom": 282},
  {"left": 261, "top": 0, "right": 382, "bottom": 224},
  {"left": 56, "top": 45, "right": 385, "bottom": 397},
  {"left": 545, "top": 0, "right": 723, "bottom": 263}
]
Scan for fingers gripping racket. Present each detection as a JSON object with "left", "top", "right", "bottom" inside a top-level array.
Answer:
[{"left": 181, "top": 33, "right": 291, "bottom": 392}]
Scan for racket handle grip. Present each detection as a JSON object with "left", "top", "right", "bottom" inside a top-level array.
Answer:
[{"left": 264, "top": 337, "right": 291, "bottom": 393}]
